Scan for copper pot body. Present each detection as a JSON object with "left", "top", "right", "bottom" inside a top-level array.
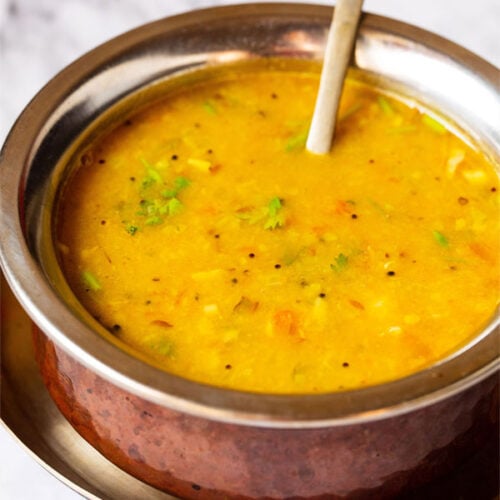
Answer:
[{"left": 34, "top": 328, "right": 498, "bottom": 499}]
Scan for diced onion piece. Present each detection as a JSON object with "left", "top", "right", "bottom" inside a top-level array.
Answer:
[
  {"left": 188, "top": 158, "right": 212, "bottom": 172},
  {"left": 446, "top": 149, "right": 465, "bottom": 177}
]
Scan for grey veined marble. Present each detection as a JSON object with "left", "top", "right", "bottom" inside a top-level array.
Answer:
[{"left": 0, "top": 0, "right": 498, "bottom": 144}]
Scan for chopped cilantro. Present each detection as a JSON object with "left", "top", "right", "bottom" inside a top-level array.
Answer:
[
  {"left": 236, "top": 207, "right": 267, "bottom": 225},
  {"left": 285, "top": 130, "right": 308, "bottom": 152},
  {"left": 339, "top": 103, "right": 362, "bottom": 121},
  {"left": 125, "top": 224, "right": 138, "bottom": 235},
  {"left": 147, "top": 167, "right": 162, "bottom": 183},
  {"left": 82, "top": 271, "right": 101, "bottom": 291},
  {"left": 203, "top": 100, "right": 217, "bottom": 115},
  {"left": 377, "top": 96, "right": 395, "bottom": 115},
  {"left": 139, "top": 158, "right": 163, "bottom": 188},
  {"left": 330, "top": 253, "right": 349, "bottom": 272},
  {"left": 433, "top": 230, "right": 449, "bottom": 247},
  {"left": 140, "top": 158, "right": 154, "bottom": 169},
  {"left": 422, "top": 114, "right": 447, "bottom": 134},
  {"left": 136, "top": 194, "right": 184, "bottom": 226},
  {"left": 148, "top": 338, "right": 175, "bottom": 357},
  {"left": 134, "top": 165, "right": 190, "bottom": 227},
  {"left": 145, "top": 215, "right": 163, "bottom": 226},
  {"left": 167, "top": 197, "right": 183, "bottom": 216},
  {"left": 141, "top": 176, "right": 156, "bottom": 189},
  {"left": 265, "top": 217, "right": 283, "bottom": 230},
  {"left": 237, "top": 197, "right": 285, "bottom": 229},
  {"left": 158, "top": 204, "right": 169, "bottom": 215},
  {"left": 161, "top": 188, "right": 176, "bottom": 198},
  {"left": 162, "top": 176, "right": 191, "bottom": 198},
  {"left": 136, "top": 199, "right": 152, "bottom": 216},
  {"left": 268, "top": 197, "right": 282, "bottom": 215},
  {"left": 264, "top": 196, "right": 284, "bottom": 229},
  {"left": 174, "top": 176, "right": 190, "bottom": 190}
]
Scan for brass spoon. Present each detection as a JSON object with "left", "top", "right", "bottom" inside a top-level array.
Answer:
[{"left": 306, "top": 0, "right": 364, "bottom": 154}]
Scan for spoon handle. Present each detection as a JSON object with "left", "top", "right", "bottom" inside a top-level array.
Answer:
[{"left": 306, "top": 0, "right": 364, "bottom": 155}]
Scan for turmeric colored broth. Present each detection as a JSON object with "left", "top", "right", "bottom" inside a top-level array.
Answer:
[{"left": 57, "top": 63, "right": 499, "bottom": 393}]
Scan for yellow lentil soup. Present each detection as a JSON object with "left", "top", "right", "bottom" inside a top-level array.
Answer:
[{"left": 56, "top": 62, "right": 499, "bottom": 394}]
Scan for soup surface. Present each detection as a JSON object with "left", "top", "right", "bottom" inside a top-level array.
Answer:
[{"left": 57, "top": 62, "right": 499, "bottom": 393}]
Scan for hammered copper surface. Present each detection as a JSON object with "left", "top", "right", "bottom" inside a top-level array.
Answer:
[{"left": 33, "top": 329, "right": 498, "bottom": 499}]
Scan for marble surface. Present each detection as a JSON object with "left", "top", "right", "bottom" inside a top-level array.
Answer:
[{"left": 0, "top": 0, "right": 498, "bottom": 498}]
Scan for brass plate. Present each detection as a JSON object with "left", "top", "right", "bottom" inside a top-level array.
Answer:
[{"left": 0, "top": 273, "right": 178, "bottom": 500}]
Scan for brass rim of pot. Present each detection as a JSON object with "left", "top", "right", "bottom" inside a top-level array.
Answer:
[{"left": 1, "top": 3, "right": 499, "bottom": 428}]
